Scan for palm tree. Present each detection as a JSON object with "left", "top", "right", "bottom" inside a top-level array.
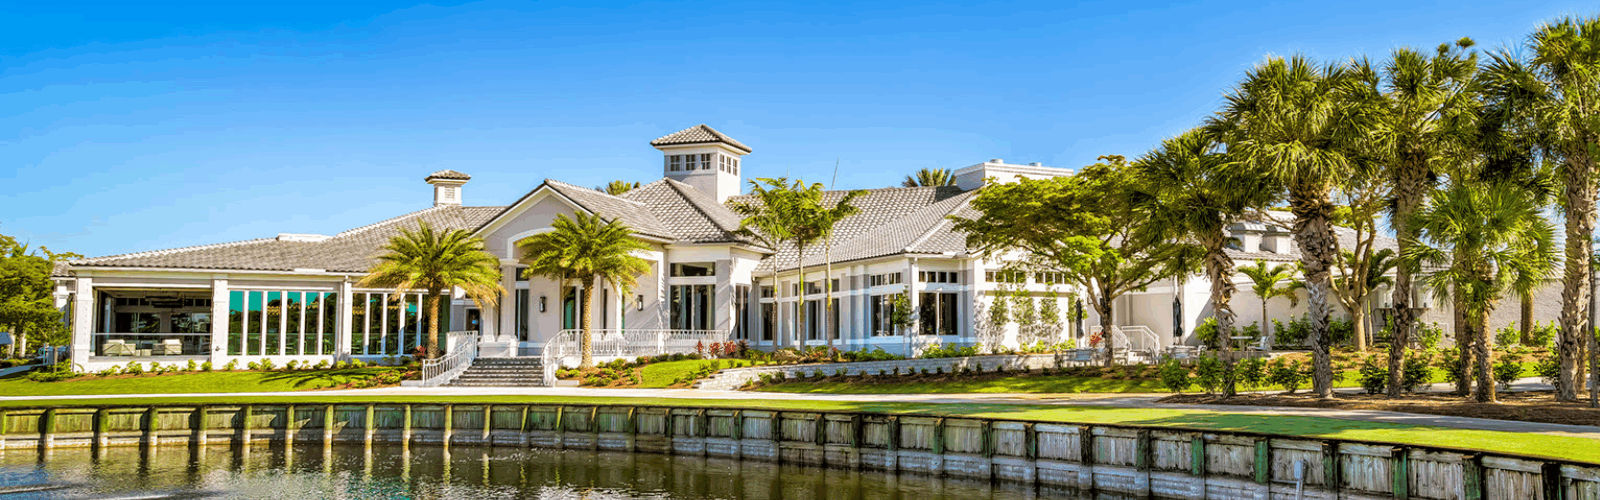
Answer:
[
  {"left": 1210, "top": 55, "right": 1373, "bottom": 398},
  {"left": 806, "top": 189, "right": 866, "bottom": 351},
  {"left": 729, "top": 178, "right": 805, "bottom": 347},
  {"left": 902, "top": 168, "right": 955, "bottom": 187},
  {"left": 1237, "top": 260, "right": 1300, "bottom": 348},
  {"left": 1336, "top": 248, "right": 1397, "bottom": 347},
  {"left": 358, "top": 221, "right": 505, "bottom": 358},
  {"left": 1132, "top": 127, "right": 1275, "bottom": 397},
  {"left": 1357, "top": 39, "right": 1482, "bottom": 397},
  {"left": 1406, "top": 180, "right": 1558, "bottom": 403},
  {"left": 518, "top": 212, "right": 651, "bottom": 368},
  {"left": 1479, "top": 16, "right": 1600, "bottom": 400},
  {"left": 599, "top": 180, "right": 640, "bottom": 196}
]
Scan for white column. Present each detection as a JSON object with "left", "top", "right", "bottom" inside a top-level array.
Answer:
[
  {"left": 499, "top": 264, "right": 515, "bottom": 343},
  {"left": 70, "top": 277, "right": 95, "bottom": 369},
  {"left": 337, "top": 280, "right": 354, "bottom": 360},
  {"left": 210, "top": 277, "right": 229, "bottom": 364},
  {"left": 906, "top": 259, "right": 920, "bottom": 356}
]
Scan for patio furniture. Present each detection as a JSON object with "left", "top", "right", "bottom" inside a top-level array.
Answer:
[
  {"left": 1064, "top": 348, "right": 1097, "bottom": 365},
  {"left": 102, "top": 340, "right": 134, "bottom": 356},
  {"left": 161, "top": 339, "right": 182, "bottom": 355},
  {"left": 137, "top": 349, "right": 152, "bottom": 357}
]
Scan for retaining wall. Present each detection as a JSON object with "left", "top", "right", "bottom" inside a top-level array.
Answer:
[{"left": 1, "top": 402, "right": 1594, "bottom": 500}]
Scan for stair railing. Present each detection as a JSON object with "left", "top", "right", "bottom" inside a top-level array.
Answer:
[{"left": 420, "top": 330, "right": 480, "bottom": 387}]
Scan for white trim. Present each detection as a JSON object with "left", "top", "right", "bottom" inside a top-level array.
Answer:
[{"left": 504, "top": 227, "right": 557, "bottom": 258}]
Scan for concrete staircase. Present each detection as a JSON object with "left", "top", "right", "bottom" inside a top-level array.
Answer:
[{"left": 444, "top": 357, "right": 545, "bottom": 387}]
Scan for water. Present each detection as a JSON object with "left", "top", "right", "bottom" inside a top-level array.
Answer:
[{"left": 0, "top": 444, "right": 1101, "bottom": 499}]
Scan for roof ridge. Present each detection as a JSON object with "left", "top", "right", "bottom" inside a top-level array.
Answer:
[
  {"left": 904, "top": 191, "right": 978, "bottom": 252},
  {"left": 662, "top": 179, "right": 741, "bottom": 234},
  {"left": 336, "top": 205, "right": 451, "bottom": 238},
  {"left": 72, "top": 237, "right": 278, "bottom": 265},
  {"left": 545, "top": 179, "right": 648, "bottom": 206}
]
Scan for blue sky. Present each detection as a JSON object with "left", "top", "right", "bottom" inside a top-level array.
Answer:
[{"left": 2, "top": 0, "right": 1592, "bottom": 258}]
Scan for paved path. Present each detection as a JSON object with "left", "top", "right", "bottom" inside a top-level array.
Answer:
[{"left": 5, "top": 383, "right": 1597, "bottom": 440}]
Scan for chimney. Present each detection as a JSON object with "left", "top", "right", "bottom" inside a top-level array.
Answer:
[{"left": 424, "top": 170, "right": 470, "bottom": 207}]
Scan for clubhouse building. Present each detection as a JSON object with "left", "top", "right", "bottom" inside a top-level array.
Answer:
[{"left": 53, "top": 125, "right": 1463, "bottom": 371}]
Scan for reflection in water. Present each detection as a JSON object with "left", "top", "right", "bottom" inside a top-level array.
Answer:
[{"left": 0, "top": 443, "right": 1101, "bottom": 499}]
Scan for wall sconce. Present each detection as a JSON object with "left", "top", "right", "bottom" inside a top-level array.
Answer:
[
  {"left": 636, "top": 295, "right": 645, "bottom": 311},
  {"left": 538, "top": 295, "right": 547, "bottom": 313}
]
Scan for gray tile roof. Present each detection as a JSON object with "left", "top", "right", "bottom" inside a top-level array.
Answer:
[
  {"left": 622, "top": 179, "right": 761, "bottom": 245},
  {"left": 729, "top": 185, "right": 971, "bottom": 273},
  {"left": 538, "top": 180, "right": 677, "bottom": 241},
  {"left": 794, "top": 189, "right": 980, "bottom": 268},
  {"left": 424, "top": 169, "right": 471, "bottom": 181},
  {"left": 649, "top": 124, "right": 752, "bottom": 154},
  {"left": 69, "top": 205, "right": 505, "bottom": 273}
]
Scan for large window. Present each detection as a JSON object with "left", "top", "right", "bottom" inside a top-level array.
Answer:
[
  {"left": 229, "top": 290, "right": 336, "bottom": 356},
  {"left": 96, "top": 292, "right": 214, "bottom": 357},
  {"left": 347, "top": 291, "right": 427, "bottom": 357},
  {"left": 670, "top": 263, "right": 715, "bottom": 277},
  {"left": 870, "top": 294, "right": 900, "bottom": 336},
  {"left": 515, "top": 289, "right": 530, "bottom": 340},
  {"left": 669, "top": 284, "right": 713, "bottom": 330},
  {"left": 734, "top": 285, "right": 751, "bottom": 339},
  {"left": 761, "top": 303, "right": 775, "bottom": 341},
  {"left": 919, "top": 292, "right": 959, "bottom": 336}
]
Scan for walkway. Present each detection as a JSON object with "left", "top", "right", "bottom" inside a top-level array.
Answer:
[{"left": 4, "top": 384, "right": 1596, "bottom": 441}]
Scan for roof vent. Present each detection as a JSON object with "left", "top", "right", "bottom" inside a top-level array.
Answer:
[
  {"left": 425, "top": 170, "right": 470, "bottom": 207},
  {"left": 1028, "top": 162, "right": 1043, "bottom": 167},
  {"left": 989, "top": 158, "right": 1004, "bottom": 163}
]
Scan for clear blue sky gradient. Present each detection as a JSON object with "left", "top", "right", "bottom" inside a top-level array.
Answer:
[{"left": 2, "top": 1, "right": 1592, "bottom": 258}]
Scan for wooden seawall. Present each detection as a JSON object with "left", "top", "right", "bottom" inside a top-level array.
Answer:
[{"left": 2, "top": 403, "right": 1594, "bottom": 499}]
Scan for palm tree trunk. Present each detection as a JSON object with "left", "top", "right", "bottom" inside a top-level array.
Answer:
[
  {"left": 427, "top": 290, "right": 442, "bottom": 358},
  {"left": 1205, "top": 244, "right": 1239, "bottom": 398},
  {"left": 1262, "top": 300, "right": 1271, "bottom": 349},
  {"left": 795, "top": 242, "right": 807, "bottom": 351},
  {"left": 1521, "top": 294, "right": 1534, "bottom": 346},
  {"left": 1473, "top": 307, "right": 1495, "bottom": 403},
  {"left": 1388, "top": 154, "right": 1427, "bottom": 398},
  {"left": 580, "top": 277, "right": 595, "bottom": 368},
  {"left": 1289, "top": 188, "right": 1339, "bottom": 399},
  {"left": 1559, "top": 155, "right": 1597, "bottom": 401},
  {"left": 1454, "top": 293, "right": 1472, "bottom": 396}
]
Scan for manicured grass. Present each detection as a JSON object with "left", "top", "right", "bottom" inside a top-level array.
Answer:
[
  {"left": 638, "top": 359, "right": 755, "bottom": 387},
  {"left": 0, "top": 368, "right": 401, "bottom": 396},
  {"left": 0, "top": 394, "right": 1593, "bottom": 464}
]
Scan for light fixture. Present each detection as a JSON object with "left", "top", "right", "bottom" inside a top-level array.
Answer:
[
  {"left": 538, "top": 295, "right": 547, "bottom": 313},
  {"left": 636, "top": 295, "right": 645, "bottom": 311}
]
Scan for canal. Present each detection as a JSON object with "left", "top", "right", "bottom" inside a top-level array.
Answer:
[{"left": 0, "top": 444, "right": 1097, "bottom": 499}]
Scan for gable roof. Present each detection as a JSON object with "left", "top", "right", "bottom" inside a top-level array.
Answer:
[
  {"left": 650, "top": 124, "right": 752, "bottom": 154},
  {"left": 622, "top": 179, "right": 762, "bottom": 246},
  {"left": 472, "top": 179, "right": 678, "bottom": 242},
  {"left": 70, "top": 205, "right": 504, "bottom": 273}
]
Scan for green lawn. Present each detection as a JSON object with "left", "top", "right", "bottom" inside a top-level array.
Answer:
[
  {"left": 638, "top": 359, "right": 756, "bottom": 388},
  {"left": 756, "top": 362, "right": 1542, "bottom": 395},
  {"left": 0, "top": 368, "right": 401, "bottom": 396},
  {"left": 0, "top": 394, "right": 1593, "bottom": 464}
]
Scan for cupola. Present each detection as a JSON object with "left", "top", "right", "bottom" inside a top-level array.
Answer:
[
  {"left": 424, "top": 170, "right": 470, "bottom": 206},
  {"left": 650, "top": 124, "right": 751, "bottom": 203}
]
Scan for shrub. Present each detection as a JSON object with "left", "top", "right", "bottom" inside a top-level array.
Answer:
[
  {"left": 125, "top": 361, "right": 145, "bottom": 375},
  {"left": 1415, "top": 322, "right": 1444, "bottom": 350},
  {"left": 97, "top": 366, "right": 123, "bottom": 377},
  {"left": 1494, "top": 324, "right": 1522, "bottom": 348},
  {"left": 1438, "top": 348, "right": 1465, "bottom": 385},
  {"left": 247, "top": 361, "right": 262, "bottom": 371},
  {"left": 186, "top": 360, "right": 199, "bottom": 372},
  {"left": 1276, "top": 317, "right": 1312, "bottom": 347},
  {"left": 1534, "top": 355, "right": 1562, "bottom": 394},
  {"left": 223, "top": 360, "right": 238, "bottom": 371},
  {"left": 27, "top": 367, "right": 79, "bottom": 382},
  {"left": 1328, "top": 318, "right": 1355, "bottom": 346},
  {"left": 1493, "top": 359, "right": 1523, "bottom": 391},
  {"left": 314, "top": 360, "right": 330, "bottom": 370},
  {"left": 261, "top": 359, "right": 276, "bottom": 371},
  {"left": 1194, "top": 355, "right": 1225, "bottom": 395},
  {"left": 1528, "top": 321, "right": 1559, "bottom": 348},
  {"left": 1158, "top": 359, "right": 1191, "bottom": 394},
  {"left": 286, "top": 360, "right": 300, "bottom": 371},
  {"left": 1235, "top": 357, "right": 1267, "bottom": 391},
  {"left": 1402, "top": 354, "right": 1432, "bottom": 392},
  {"left": 1194, "top": 317, "right": 1220, "bottom": 348},
  {"left": 1268, "top": 359, "right": 1307, "bottom": 394},
  {"left": 1357, "top": 356, "right": 1387, "bottom": 395},
  {"left": 350, "top": 359, "right": 366, "bottom": 369}
]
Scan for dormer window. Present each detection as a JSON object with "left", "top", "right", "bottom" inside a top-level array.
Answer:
[
  {"left": 700, "top": 153, "right": 713, "bottom": 170},
  {"left": 668, "top": 155, "right": 682, "bottom": 172}
]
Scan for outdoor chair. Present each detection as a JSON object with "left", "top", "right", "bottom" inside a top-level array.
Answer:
[
  {"left": 1065, "top": 348, "right": 1097, "bottom": 366},
  {"left": 102, "top": 340, "right": 134, "bottom": 356}
]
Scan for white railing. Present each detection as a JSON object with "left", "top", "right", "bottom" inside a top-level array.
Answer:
[
  {"left": 420, "top": 330, "right": 480, "bottom": 387},
  {"left": 539, "top": 329, "right": 728, "bottom": 385},
  {"left": 1089, "top": 324, "right": 1160, "bottom": 364}
]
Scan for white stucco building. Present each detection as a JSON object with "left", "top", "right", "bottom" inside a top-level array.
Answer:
[{"left": 49, "top": 124, "right": 1568, "bottom": 372}]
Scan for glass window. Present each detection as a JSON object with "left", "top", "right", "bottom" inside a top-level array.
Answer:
[
  {"left": 322, "top": 292, "right": 338, "bottom": 356},
  {"left": 403, "top": 294, "right": 420, "bottom": 356},
  {"left": 761, "top": 303, "right": 775, "bottom": 341},
  {"left": 515, "top": 289, "right": 529, "bottom": 341},
  {"left": 265, "top": 291, "right": 282, "bottom": 355},
  {"left": 735, "top": 285, "right": 751, "bottom": 339},
  {"left": 700, "top": 153, "right": 713, "bottom": 170},
  {"left": 670, "top": 263, "right": 715, "bottom": 277},
  {"left": 246, "top": 291, "right": 263, "bottom": 356},
  {"left": 367, "top": 293, "right": 384, "bottom": 355},
  {"left": 669, "top": 155, "right": 681, "bottom": 172},
  {"left": 285, "top": 292, "right": 303, "bottom": 356},
  {"left": 351, "top": 293, "right": 368, "bottom": 356},
  {"left": 514, "top": 266, "right": 528, "bottom": 282},
  {"left": 669, "top": 284, "right": 713, "bottom": 330},
  {"left": 919, "top": 292, "right": 959, "bottom": 336}
]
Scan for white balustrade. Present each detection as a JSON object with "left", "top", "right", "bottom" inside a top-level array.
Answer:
[{"left": 419, "top": 330, "right": 479, "bottom": 387}]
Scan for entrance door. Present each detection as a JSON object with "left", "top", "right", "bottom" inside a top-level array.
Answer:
[
  {"left": 465, "top": 308, "right": 481, "bottom": 333},
  {"left": 562, "top": 287, "right": 586, "bottom": 330}
]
